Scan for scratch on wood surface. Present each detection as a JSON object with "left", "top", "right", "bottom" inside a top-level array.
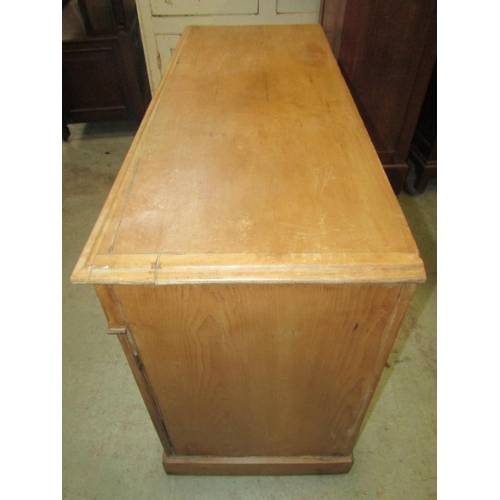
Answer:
[
  {"left": 214, "top": 80, "right": 219, "bottom": 105},
  {"left": 152, "top": 254, "right": 161, "bottom": 283},
  {"left": 270, "top": 211, "right": 277, "bottom": 234},
  {"left": 108, "top": 158, "right": 141, "bottom": 254},
  {"left": 313, "top": 168, "right": 319, "bottom": 194},
  {"left": 308, "top": 161, "right": 334, "bottom": 195},
  {"left": 321, "top": 164, "right": 336, "bottom": 193}
]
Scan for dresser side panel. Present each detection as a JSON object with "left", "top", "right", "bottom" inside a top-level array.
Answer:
[{"left": 113, "top": 283, "right": 410, "bottom": 457}]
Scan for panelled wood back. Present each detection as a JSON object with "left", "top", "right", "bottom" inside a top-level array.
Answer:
[{"left": 62, "top": 0, "right": 151, "bottom": 131}]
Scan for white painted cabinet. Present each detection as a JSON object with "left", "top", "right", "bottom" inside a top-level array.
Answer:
[{"left": 149, "top": 0, "right": 259, "bottom": 16}]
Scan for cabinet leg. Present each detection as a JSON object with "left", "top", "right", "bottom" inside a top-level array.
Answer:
[
  {"left": 63, "top": 120, "right": 70, "bottom": 142},
  {"left": 414, "top": 162, "right": 437, "bottom": 194}
]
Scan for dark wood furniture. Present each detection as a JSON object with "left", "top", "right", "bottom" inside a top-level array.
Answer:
[
  {"left": 62, "top": 0, "right": 151, "bottom": 138},
  {"left": 408, "top": 63, "right": 437, "bottom": 193},
  {"left": 320, "top": 0, "right": 437, "bottom": 193}
]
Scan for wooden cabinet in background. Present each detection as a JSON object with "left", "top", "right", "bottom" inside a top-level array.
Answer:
[
  {"left": 71, "top": 25, "right": 425, "bottom": 475},
  {"left": 320, "top": 0, "right": 437, "bottom": 193},
  {"left": 62, "top": 0, "right": 151, "bottom": 138},
  {"left": 408, "top": 63, "right": 437, "bottom": 193}
]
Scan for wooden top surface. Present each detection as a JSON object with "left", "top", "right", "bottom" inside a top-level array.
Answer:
[{"left": 71, "top": 24, "right": 425, "bottom": 285}]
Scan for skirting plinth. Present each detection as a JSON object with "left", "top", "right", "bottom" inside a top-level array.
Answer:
[{"left": 162, "top": 452, "right": 354, "bottom": 475}]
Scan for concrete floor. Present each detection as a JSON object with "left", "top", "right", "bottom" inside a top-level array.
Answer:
[{"left": 62, "top": 121, "right": 436, "bottom": 499}]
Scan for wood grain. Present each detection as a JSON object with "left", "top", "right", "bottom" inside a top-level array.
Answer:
[
  {"left": 71, "top": 25, "right": 425, "bottom": 475},
  {"left": 162, "top": 452, "right": 354, "bottom": 475},
  {"left": 94, "top": 285, "right": 174, "bottom": 454},
  {"left": 112, "top": 283, "right": 415, "bottom": 458},
  {"left": 70, "top": 24, "right": 425, "bottom": 286}
]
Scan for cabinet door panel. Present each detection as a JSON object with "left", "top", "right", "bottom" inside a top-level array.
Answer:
[
  {"left": 321, "top": 0, "right": 436, "bottom": 193},
  {"left": 149, "top": 0, "right": 258, "bottom": 16},
  {"left": 113, "top": 283, "right": 413, "bottom": 458},
  {"left": 62, "top": 40, "right": 128, "bottom": 122},
  {"left": 338, "top": 0, "right": 436, "bottom": 162}
]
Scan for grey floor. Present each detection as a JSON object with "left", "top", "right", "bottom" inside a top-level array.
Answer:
[{"left": 62, "top": 121, "right": 437, "bottom": 499}]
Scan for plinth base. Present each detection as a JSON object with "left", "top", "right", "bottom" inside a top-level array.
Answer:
[{"left": 162, "top": 452, "right": 353, "bottom": 475}]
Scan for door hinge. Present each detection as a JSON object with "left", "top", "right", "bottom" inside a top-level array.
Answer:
[
  {"left": 108, "top": 327, "right": 140, "bottom": 361},
  {"left": 107, "top": 327, "right": 127, "bottom": 335}
]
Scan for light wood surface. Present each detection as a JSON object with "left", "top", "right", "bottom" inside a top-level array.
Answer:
[
  {"left": 71, "top": 24, "right": 425, "bottom": 286},
  {"left": 162, "top": 452, "right": 354, "bottom": 475},
  {"left": 73, "top": 25, "right": 425, "bottom": 475},
  {"left": 109, "top": 283, "right": 415, "bottom": 459}
]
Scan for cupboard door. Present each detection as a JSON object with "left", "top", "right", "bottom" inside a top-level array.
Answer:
[
  {"left": 111, "top": 283, "right": 414, "bottom": 458},
  {"left": 149, "top": 0, "right": 258, "bottom": 16}
]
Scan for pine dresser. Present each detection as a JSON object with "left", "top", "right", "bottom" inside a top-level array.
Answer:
[{"left": 71, "top": 24, "right": 426, "bottom": 475}]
